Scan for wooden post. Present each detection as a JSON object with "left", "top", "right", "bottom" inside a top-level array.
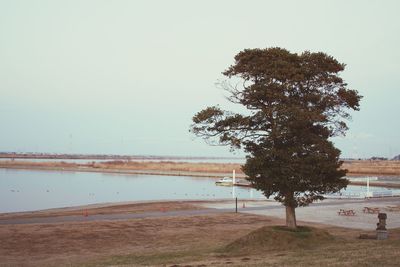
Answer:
[{"left": 235, "top": 197, "right": 238, "bottom": 213}]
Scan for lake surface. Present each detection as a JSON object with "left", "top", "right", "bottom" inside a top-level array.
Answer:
[
  {"left": 0, "top": 169, "right": 260, "bottom": 213},
  {"left": 1, "top": 169, "right": 399, "bottom": 213}
]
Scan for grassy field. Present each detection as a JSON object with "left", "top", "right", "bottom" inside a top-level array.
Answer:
[
  {"left": 1, "top": 201, "right": 400, "bottom": 267},
  {"left": 67, "top": 223, "right": 400, "bottom": 267},
  {"left": 341, "top": 160, "right": 400, "bottom": 176}
]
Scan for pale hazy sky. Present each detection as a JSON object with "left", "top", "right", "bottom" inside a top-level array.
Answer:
[{"left": 0, "top": 0, "right": 399, "bottom": 158}]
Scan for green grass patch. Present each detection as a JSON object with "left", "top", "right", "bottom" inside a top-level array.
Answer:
[
  {"left": 222, "top": 225, "right": 334, "bottom": 255},
  {"left": 76, "top": 228, "right": 400, "bottom": 267},
  {"left": 272, "top": 226, "right": 313, "bottom": 239}
]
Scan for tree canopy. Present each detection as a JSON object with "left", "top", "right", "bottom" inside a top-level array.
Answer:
[{"left": 191, "top": 47, "right": 362, "bottom": 228}]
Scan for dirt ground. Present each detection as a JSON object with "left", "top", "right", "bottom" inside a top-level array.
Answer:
[
  {"left": 0, "top": 201, "right": 201, "bottom": 220},
  {"left": 1, "top": 201, "right": 399, "bottom": 267},
  {"left": 0, "top": 212, "right": 279, "bottom": 267}
]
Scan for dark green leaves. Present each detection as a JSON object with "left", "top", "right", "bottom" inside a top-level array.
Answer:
[
  {"left": 191, "top": 47, "right": 361, "bottom": 209},
  {"left": 192, "top": 106, "right": 223, "bottom": 124}
]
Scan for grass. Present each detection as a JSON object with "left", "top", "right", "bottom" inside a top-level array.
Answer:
[
  {"left": 76, "top": 248, "right": 215, "bottom": 267},
  {"left": 342, "top": 160, "right": 400, "bottom": 176},
  {"left": 222, "top": 226, "right": 334, "bottom": 254},
  {"left": 278, "top": 239, "right": 400, "bottom": 267},
  {"left": 76, "top": 227, "right": 400, "bottom": 267}
]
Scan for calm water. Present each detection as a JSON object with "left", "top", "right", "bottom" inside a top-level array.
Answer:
[
  {"left": 0, "top": 169, "right": 260, "bottom": 213},
  {"left": 1, "top": 169, "right": 399, "bottom": 213}
]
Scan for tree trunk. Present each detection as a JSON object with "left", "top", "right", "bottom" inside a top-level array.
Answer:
[{"left": 285, "top": 205, "right": 297, "bottom": 229}]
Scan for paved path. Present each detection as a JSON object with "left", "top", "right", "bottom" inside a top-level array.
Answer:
[
  {"left": 2, "top": 197, "right": 399, "bottom": 226},
  {"left": 239, "top": 197, "right": 400, "bottom": 230},
  {"left": 0, "top": 200, "right": 347, "bottom": 225}
]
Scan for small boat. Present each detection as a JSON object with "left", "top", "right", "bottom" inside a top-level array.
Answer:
[
  {"left": 347, "top": 176, "right": 378, "bottom": 182},
  {"left": 215, "top": 177, "right": 234, "bottom": 186},
  {"left": 215, "top": 170, "right": 252, "bottom": 187},
  {"left": 234, "top": 179, "right": 252, "bottom": 187},
  {"left": 215, "top": 177, "right": 252, "bottom": 187}
]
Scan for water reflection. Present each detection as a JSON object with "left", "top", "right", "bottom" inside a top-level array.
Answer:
[
  {"left": 0, "top": 169, "right": 261, "bottom": 213},
  {"left": 1, "top": 169, "right": 399, "bottom": 213}
]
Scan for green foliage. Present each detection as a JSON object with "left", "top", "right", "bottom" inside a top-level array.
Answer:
[{"left": 191, "top": 47, "right": 361, "bottom": 221}]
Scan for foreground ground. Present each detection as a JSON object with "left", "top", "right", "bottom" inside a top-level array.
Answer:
[
  {"left": 1, "top": 200, "right": 400, "bottom": 267},
  {"left": 1, "top": 158, "right": 399, "bottom": 266}
]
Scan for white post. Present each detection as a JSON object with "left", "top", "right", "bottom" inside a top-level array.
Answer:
[{"left": 232, "top": 169, "right": 236, "bottom": 185}]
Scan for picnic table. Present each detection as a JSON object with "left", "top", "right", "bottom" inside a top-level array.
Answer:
[
  {"left": 337, "top": 209, "right": 356, "bottom": 216},
  {"left": 385, "top": 206, "right": 400, "bottom": 212},
  {"left": 363, "top": 207, "right": 380, "bottom": 214}
]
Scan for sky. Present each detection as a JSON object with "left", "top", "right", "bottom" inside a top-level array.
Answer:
[{"left": 0, "top": 0, "right": 399, "bottom": 158}]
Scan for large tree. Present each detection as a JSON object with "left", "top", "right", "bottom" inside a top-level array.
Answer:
[{"left": 191, "top": 47, "right": 362, "bottom": 228}]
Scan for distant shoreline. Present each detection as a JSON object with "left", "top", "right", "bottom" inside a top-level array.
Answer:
[
  {"left": 0, "top": 164, "right": 235, "bottom": 178},
  {"left": 1, "top": 160, "right": 400, "bottom": 188},
  {"left": 0, "top": 152, "right": 245, "bottom": 161}
]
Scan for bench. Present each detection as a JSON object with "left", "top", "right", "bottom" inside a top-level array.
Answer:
[{"left": 337, "top": 209, "right": 356, "bottom": 216}]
